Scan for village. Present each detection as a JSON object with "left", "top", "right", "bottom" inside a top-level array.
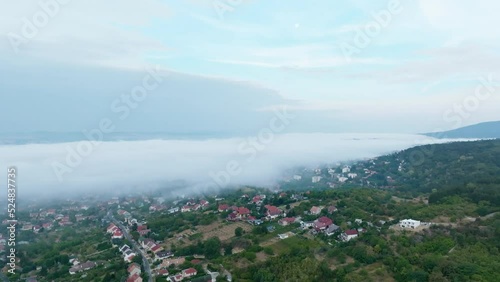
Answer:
[{"left": 1, "top": 180, "right": 429, "bottom": 282}]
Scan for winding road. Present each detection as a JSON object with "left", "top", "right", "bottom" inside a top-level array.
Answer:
[{"left": 106, "top": 210, "right": 153, "bottom": 282}]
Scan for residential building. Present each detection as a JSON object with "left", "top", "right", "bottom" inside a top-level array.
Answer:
[
  {"left": 399, "top": 219, "right": 421, "bottom": 229},
  {"left": 310, "top": 206, "right": 322, "bottom": 215},
  {"left": 341, "top": 229, "right": 358, "bottom": 241}
]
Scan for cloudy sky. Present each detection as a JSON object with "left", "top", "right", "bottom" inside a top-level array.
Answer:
[{"left": 1, "top": 0, "right": 500, "bottom": 134}]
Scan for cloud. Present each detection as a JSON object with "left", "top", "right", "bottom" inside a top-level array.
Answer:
[
  {"left": 0, "top": 0, "right": 171, "bottom": 68},
  {"left": 0, "top": 133, "right": 460, "bottom": 200}
]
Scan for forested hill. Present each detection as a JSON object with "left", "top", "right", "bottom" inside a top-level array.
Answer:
[
  {"left": 423, "top": 121, "right": 500, "bottom": 139},
  {"left": 375, "top": 139, "right": 500, "bottom": 208}
]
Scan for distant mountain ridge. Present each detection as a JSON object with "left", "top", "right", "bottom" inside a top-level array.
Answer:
[{"left": 424, "top": 121, "right": 500, "bottom": 139}]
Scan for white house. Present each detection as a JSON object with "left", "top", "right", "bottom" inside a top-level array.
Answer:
[
  {"left": 342, "top": 166, "right": 351, "bottom": 173},
  {"left": 338, "top": 176, "right": 348, "bottom": 183},
  {"left": 278, "top": 233, "right": 289, "bottom": 240},
  {"left": 312, "top": 176, "right": 322, "bottom": 183},
  {"left": 347, "top": 173, "right": 358, "bottom": 179},
  {"left": 341, "top": 230, "right": 358, "bottom": 241},
  {"left": 399, "top": 219, "right": 421, "bottom": 229},
  {"left": 293, "top": 175, "right": 302, "bottom": 181}
]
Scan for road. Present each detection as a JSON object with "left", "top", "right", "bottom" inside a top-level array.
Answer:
[{"left": 106, "top": 210, "right": 153, "bottom": 282}]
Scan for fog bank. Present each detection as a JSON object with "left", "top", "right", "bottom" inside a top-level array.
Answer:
[{"left": 0, "top": 133, "right": 464, "bottom": 200}]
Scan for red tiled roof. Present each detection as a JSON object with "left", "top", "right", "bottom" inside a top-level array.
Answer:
[
  {"left": 345, "top": 229, "right": 358, "bottom": 235},
  {"left": 237, "top": 207, "right": 250, "bottom": 214},
  {"left": 183, "top": 268, "right": 197, "bottom": 275},
  {"left": 317, "top": 216, "right": 333, "bottom": 225}
]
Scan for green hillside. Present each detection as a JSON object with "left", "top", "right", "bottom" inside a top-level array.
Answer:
[{"left": 373, "top": 139, "right": 500, "bottom": 212}]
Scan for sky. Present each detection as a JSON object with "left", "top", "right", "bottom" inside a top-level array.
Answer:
[{"left": 1, "top": 0, "right": 500, "bottom": 134}]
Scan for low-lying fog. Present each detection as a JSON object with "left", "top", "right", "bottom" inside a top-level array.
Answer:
[{"left": 0, "top": 133, "right": 466, "bottom": 200}]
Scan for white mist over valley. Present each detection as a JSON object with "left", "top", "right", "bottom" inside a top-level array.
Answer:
[{"left": 0, "top": 133, "right": 467, "bottom": 200}]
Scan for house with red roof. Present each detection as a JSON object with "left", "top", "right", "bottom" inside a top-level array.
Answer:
[
  {"left": 265, "top": 205, "right": 282, "bottom": 220},
  {"left": 279, "top": 217, "right": 296, "bottom": 226},
  {"left": 113, "top": 230, "right": 124, "bottom": 239},
  {"left": 310, "top": 206, "right": 322, "bottom": 215},
  {"left": 200, "top": 200, "right": 209, "bottom": 208},
  {"left": 128, "top": 263, "right": 141, "bottom": 277},
  {"left": 252, "top": 195, "right": 263, "bottom": 204},
  {"left": 341, "top": 229, "right": 359, "bottom": 241},
  {"left": 127, "top": 273, "right": 142, "bottom": 282},
  {"left": 328, "top": 206, "right": 338, "bottom": 214},
  {"left": 156, "top": 269, "right": 169, "bottom": 276},
  {"left": 182, "top": 268, "right": 197, "bottom": 278},
  {"left": 237, "top": 207, "right": 250, "bottom": 216},
  {"left": 137, "top": 225, "right": 150, "bottom": 236},
  {"left": 168, "top": 274, "right": 184, "bottom": 282},
  {"left": 181, "top": 206, "right": 192, "bottom": 213},
  {"left": 218, "top": 204, "right": 229, "bottom": 212},
  {"left": 151, "top": 244, "right": 164, "bottom": 254},
  {"left": 314, "top": 216, "right": 333, "bottom": 230}
]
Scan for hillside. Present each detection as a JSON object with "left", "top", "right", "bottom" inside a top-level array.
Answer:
[
  {"left": 423, "top": 121, "right": 500, "bottom": 139},
  {"left": 372, "top": 139, "right": 500, "bottom": 210}
]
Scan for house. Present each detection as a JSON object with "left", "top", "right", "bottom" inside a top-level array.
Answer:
[
  {"left": 200, "top": 200, "right": 209, "bottom": 208},
  {"left": 266, "top": 226, "right": 276, "bottom": 232},
  {"left": 314, "top": 216, "right": 333, "bottom": 230},
  {"left": 181, "top": 206, "right": 192, "bottom": 213},
  {"left": 293, "top": 175, "right": 302, "bottom": 180},
  {"left": 156, "top": 269, "right": 169, "bottom": 277},
  {"left": 325, "top": 224, "right": 340, "bottom": 236},
  {"left": 168, "top": 207, "right": 179, "bottom": 214},
  {"left": 265, "top": 205, "right": 282, "bottom": 219},
  {"left": 161, "top": 257, "right": 186, "bottom": 268},
  {"left": 33, "top": 225, "right": 42, "bottom": 233},
  {"left": 168, "top": 274, "right": 184, "bottom": 282},
  {"left": 218, "top": 204, "right": 229, "bottom": 212},
  {"left": 399, "top": 219, "right": 421, "bottom": 229},
  {"left": 300, "top": 221, "right": 315, "bottom": 229},
  {"left": 69, "top": 261, "right": 96, "bottom": 275},
  {"left": 151, "top": 244, "right": 164, "bottom": 254},
  {"left": 156, "top": 251, "right": 174, "bottom": 260},
  {"left": 278, "top": 233, "right": 289, "bottom": 240},
  {"left": 310, "top": 206, "right": 322, "bottom": 215},
  {"left": 227, "top": 213, "right": 238, "bottom": 221},
  {"left": 124, "top": 249, "right": 136, "bottom": 262},
  {"left": 236, "top": 207, "right": 251, "bottom": 219},
  {"left": 113, "top": 230, "right": 124, "bottom": 239},
  {"left": 354, "top": 219, "right": 363, "bottom": 224},
  {"left": 342, "top": 166, "right": 351, "bottom": 173},
  {"left": 137, "top": 225, "right": 150, "bottom": 236},
  {"left": 120, "top": 244, "right": 131, "bottom": 253},
  {"left": 278, "top": 217, "right": 296, "bottom": 226},
  {"left": 252, "top": 195, "right": 263, "bottom": 205},
  {"left": 341, "top": 229, "right": 358, "bottom": 241},
  {"left": 338, "top": 176, "right": 349, "bottom": 183},
  {"left": 327, "top": 206, "right": 338, "bottom": 214},
  {"left": 248, "top": 218, "right": 263, "bottom": 225},
  {"left": 140, "top": 238, "right": 155, "bottom": 249},
  {"left": 312, "top": 176, "right": 322, "bottom": 183},
  {"left": 182, "top": 268, "right": 197, "bottom": 278},
  {"left": 347, "top": 173, "right": 358, "bottom": 179},
  {"left": 128, "top": 263, "right": 141, "bottom": 277},
  {"left": 107, "top": 223, "right": 119, "bottom": 233},
  {"left": 127, "top": 273, "right": 143, "bottom": 282}
]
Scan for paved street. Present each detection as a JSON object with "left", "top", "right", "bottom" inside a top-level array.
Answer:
[{"left": 107, "top": 210, "right": 153, "bottom": 282}]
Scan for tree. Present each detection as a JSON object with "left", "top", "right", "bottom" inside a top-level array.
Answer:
[
  {"left": 204, "top": 237, "right": 221, "bottom": 259},
  {"left": 235, "top": 227, "right": 243, "bottom": 237}
]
